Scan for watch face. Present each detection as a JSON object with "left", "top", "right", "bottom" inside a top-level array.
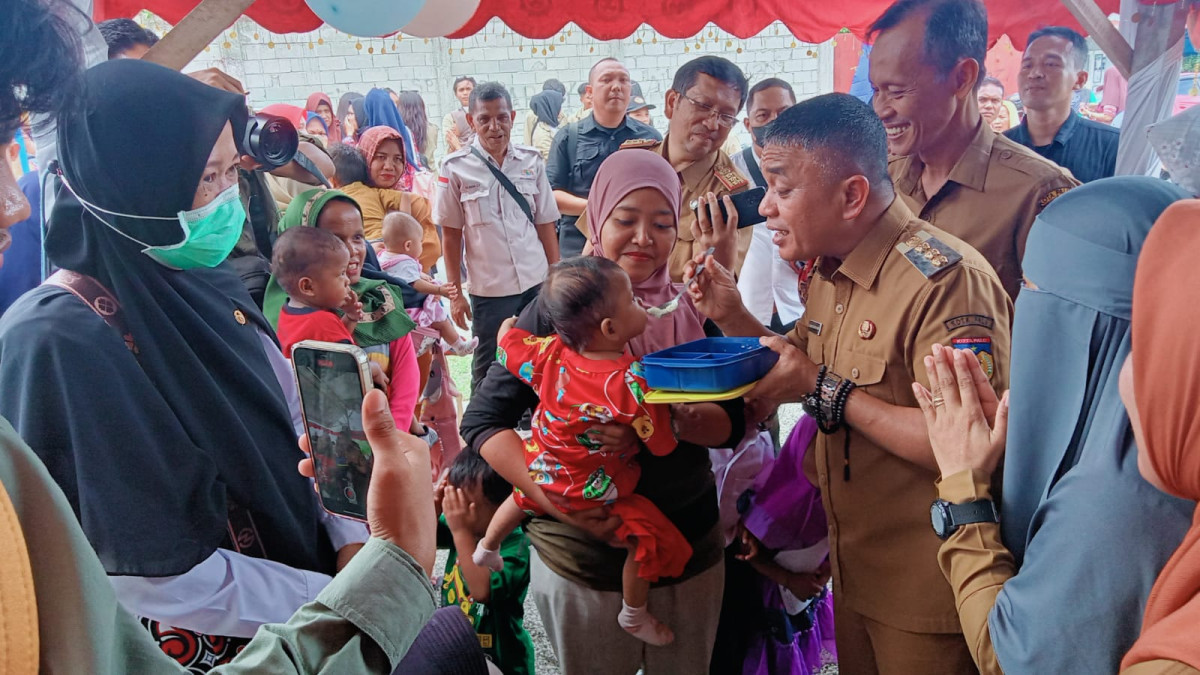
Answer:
[{"left": 931, "top": 501, "right": 948, "bottom": 536}]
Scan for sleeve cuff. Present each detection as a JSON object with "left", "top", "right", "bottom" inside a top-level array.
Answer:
[
  {"left": 315, "top": 538, "right": 436, "bottom": 666},
  {"left": 935, "top": 469, "right": 994, "bottom": 503}
]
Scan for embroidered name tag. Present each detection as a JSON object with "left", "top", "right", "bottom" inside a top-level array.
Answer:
[{"left": 944, "top": 314, "right": 995, "bottom": 332}]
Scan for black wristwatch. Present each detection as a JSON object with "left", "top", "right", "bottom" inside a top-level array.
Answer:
[{"left": 930, "top": 499, "right": 999, "bottom": 540}]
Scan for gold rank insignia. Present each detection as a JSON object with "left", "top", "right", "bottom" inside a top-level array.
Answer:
[
  {"left": 619, "top": 138, "right": 659, "bottom": 150},
  {"left": 1038, "top": 186, "right": 1071, "bottom": 209},
  {"left": 896, "top": 231, "right": 963, "bottom": 278},
  {"left": 714, "top": 163, "right": 750, "bottom": 191}
]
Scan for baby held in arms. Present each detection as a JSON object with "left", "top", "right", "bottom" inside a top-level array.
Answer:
[
  {"left": 475, "top": 256, "right": 691, "bottom": 645},
  {"left": 376, "top": 211, "right": 477, "bottom": 356}
]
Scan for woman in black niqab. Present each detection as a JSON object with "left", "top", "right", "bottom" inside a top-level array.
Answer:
[{"left": 0, "top": 58, "right": 336, "bottom": 659}]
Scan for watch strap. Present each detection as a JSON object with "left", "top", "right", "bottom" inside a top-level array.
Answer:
[{"left": 948, "top": 499, "right": 998, "bottom": 527}]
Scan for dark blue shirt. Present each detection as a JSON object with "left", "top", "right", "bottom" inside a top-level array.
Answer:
[
  {"left": 546, "top": 114, "right": 661, "bottom": 228},
  {"left": 1005, "top": 112, "right": 1119, "bottom": 184},
  {"left": 0, "top": 172, "right": 42, "bottom": 316}
]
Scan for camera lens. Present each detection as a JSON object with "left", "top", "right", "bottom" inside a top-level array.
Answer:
[{"left": 243, "top": 113, "right": 298, "bottom": 169}]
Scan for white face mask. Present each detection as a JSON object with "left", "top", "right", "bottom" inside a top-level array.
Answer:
[{"left": 60, "top": 174, "right": 246, "bottom": 270}]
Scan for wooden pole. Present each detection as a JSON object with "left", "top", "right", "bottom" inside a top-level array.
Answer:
[
  {"left": 1060, "top": 0, "right": 1134, "bottom": 78},
  {"left": 142, "top": 0, "right": 257, "bottom": 71}
]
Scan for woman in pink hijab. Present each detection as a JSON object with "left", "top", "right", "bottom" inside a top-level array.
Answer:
[
  {"left": 463, "top": 150, "right": 745, "bottom": 673},
  {"left": 357, "top": 125, "right": 435, "bottom": 202}
]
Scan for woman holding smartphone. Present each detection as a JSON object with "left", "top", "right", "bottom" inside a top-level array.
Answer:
[{"left": 0, "top": 59, "right": 370, "bottom": 671}]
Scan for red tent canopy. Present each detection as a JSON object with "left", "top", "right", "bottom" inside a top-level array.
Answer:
[{"left": 96, "top": 0, "right": 1120, "bottom": 49}]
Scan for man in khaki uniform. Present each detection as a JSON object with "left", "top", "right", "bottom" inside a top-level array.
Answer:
[
  {"left": 869, "top": 0, "right": 1077, "bottom": 300},
  {"left": 690, "top": 94, "right": 1012, "bottom": 674},
  {"left": 575, "top": 56, "right": 753, "bottom": 282}
]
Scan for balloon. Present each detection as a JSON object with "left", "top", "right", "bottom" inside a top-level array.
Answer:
[
  {"left": 401, "top": 0, "right": 481, "bottom": 38},
  {"left": 304, "top": 0, "right": 427, "bottom": 37}
]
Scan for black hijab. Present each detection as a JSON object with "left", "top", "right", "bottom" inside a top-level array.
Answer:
[
  {"left": 0, "top": 59, "right": 333, "bottom": 576},
  {"left": 530, "top": 90, "right": 564, "bottom": 129}
]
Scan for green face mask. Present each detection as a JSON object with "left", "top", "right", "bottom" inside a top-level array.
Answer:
[
  {"left": 142, "top": 184, "right": 246, "bottom": 270},
  {"left": 63, "top": 177, "right": 246, "bottom": 270}
]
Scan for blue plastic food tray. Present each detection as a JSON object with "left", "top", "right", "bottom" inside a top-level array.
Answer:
[{"left": 640, "top": 337, "right": 780, "bottom": 393}]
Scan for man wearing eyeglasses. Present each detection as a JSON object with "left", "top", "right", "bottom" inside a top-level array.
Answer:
[
  {"left": 651, "top": 56, "right": 753, "bottom": 282},
  {"left": 570, "top": 57, "right": 754, "bottom": 281}
]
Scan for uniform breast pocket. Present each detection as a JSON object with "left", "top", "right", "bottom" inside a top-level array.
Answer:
[
  {"left": 574, "top": 144, "right": 600, "bottom": 174},
  {"left": 460, "top": 188, "right": 490, "bottom": 227},
  {"left": 515, "top": 178, "right": 539, "bottom": 199},
  {"left": 841, "top": 353, "right": 892, "bottom": 403}
]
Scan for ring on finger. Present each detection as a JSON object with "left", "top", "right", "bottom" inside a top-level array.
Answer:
[{"left": 932, "top": 396, "right": 945, "bottom": 407}]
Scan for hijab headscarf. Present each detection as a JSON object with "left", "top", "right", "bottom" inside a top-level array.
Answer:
[
  {"left": 358, "top": 125, "right": 418, "bottom": 192},
  {"left": 263, "top": 188, "right": 415, "bottom": 346},
  {"left": 989, "top": 177, "right": 1194, "bottom": 673},
  {"left": 586, "top": 151, "right": 705, "bottom": 357},
  {"left": 305, "top": 91, "right": 341, "bottom": 143},
  {"left": 1122, "top": 200, "right": 1200, "bottom": 671},
  {"left": 0, "top": 59, "right": 332, "bottom": 576},
  {"left": 530, "top": 90, "right": 564, "bottom": 129},
  {"left": 361, "top": 88, "right": 419, "bottom": 168},
  {"left": 304, "top": 111, "right": 328, "bottom": 136}
]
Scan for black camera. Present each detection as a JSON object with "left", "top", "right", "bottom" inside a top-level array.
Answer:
[{"left": 242, "top": 113, "right": 298, "bottom": 169}]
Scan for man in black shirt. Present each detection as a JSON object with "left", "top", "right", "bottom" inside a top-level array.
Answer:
[
  {"left": 1006, "top": 26, "right": 1119, "bottom": 183},
  {"left": 547, "top": 58, "right": 661, "bottom": 258}
]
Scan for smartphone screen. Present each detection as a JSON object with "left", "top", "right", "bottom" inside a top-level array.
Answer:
[{"left": 292, "top": 343, "right": 372, "bottom": 521}]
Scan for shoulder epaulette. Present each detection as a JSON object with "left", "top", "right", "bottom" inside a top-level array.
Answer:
[
  {"left": 714, "top": 162, "right": 749, "bottom": 191},
  {"left": 896, "top": 230, "right": 962, "bottom": 278},
  {"left": 619, "top": 138, "right": 659, "bottom": 150}
]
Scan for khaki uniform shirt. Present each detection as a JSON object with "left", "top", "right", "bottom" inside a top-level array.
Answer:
[
  {"left": 435, "top": 140, "right": 561, "bottom": 298},
  {"left": 888, "top": 124, "right": 1078, "bottom": 300},
  {"left": 442, "top": 108, "right": 475, "bottom": 152},
  {"left": 565, "top": 107, "right": 592, "bottom": 125},
  {"left": 786, "top": 197, "right": 1012, "bottom": 634}
]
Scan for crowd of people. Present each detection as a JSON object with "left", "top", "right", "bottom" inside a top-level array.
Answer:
[{"left": 2, "top": 0, "right": 1200, "bottom": 674}]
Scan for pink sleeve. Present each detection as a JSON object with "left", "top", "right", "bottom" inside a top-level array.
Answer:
[{"left": 386, "top": 334, "right": 421, "bottom": 425}]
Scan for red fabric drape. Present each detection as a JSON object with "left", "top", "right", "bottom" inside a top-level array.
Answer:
[{"left": 97, "top": 0, "right": 1121, "bottom": 49}]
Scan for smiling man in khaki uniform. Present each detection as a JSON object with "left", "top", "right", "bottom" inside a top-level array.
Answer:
[
  {"left": 690, "top": 94, "right": 1011, "bottom": 674},
  {"left": 574, "top": 56, "right": 753, "bottom": 282},
  {"left": 869, "top": 0, "right": 1077, "bottom": 301}
]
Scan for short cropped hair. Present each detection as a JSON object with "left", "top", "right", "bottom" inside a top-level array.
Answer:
[
  {"left": 980, "top": 76, "right": 1005, "bottom": 95},
  {"left": 98, "top": 18, "right": 159, "bottom": 59},
  {"left": 453, "top": 76, "right": 476, "bottom": 90},
  {"left": 577, "top": 82, "right": 588, "bottom": 96},
  {"left": 672, "top": 56, "right": 750, "bottom": 108},
  {"left": 747, "top": 78, "right": 797, "bottom": 110},
  {"left": 1027, "top": 26, "right": 1090, "bottom": 71},
  {"left": 542, "top": 257, "right": 626, "bottom": 352},
  {"left": 869, "top": 0, "right": 988, "bottom": 89},
  {"left": 329, "top": 142, "right": 369, "bottom": 186},
  {"left": 762, "top": 93, "right": 892, "bottom": 190},
  {"left": 1, "top": 0, "right": 81, "bottom": 140},
  {"left": 271, "top": 227, "right": 348, "bottom": 298},
  {"left": 542, "top": 79, "right": 567, "bottom": 96},
  {"left": 588, "top": 57, "right": 624, "bottom": 83},
  {"left": 447, "top": 449, "right": 512, "bottom": 506},
  {"left": 469, "top": 81, "right": 513, "bottom": 114}
]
